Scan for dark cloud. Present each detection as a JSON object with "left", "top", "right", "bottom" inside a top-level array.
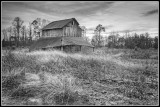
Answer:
[
  {"left": 143, "top": 9, "right": 158, "bottom": 16},
  {"left": 2, "top": 2, "right": 32, "bottom": 12},
  {"left": 69, "top": 2, "right": 114, "bottom": 16},
  {"left": 2, "top": 2, "right": 65, "bottom": 17},
  {"left": 104, "top": 28, "right": 149, "bottom": 34},
  {"left": 119, "top": 28, "right": 150, "bottom": 33},
  {"left": 117, "top": 29, "right": 136, "bottom": 33},
  {"left": 2, "top": 1, "right": 114, "bottom": 17}
]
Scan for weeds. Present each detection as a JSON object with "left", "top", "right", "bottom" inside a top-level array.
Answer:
[{"left": 2, "top": 48, "right": 158, "bottom": 105}]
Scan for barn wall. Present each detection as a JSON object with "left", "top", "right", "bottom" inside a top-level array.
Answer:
[
  {"left": 77, "top": 26, "right": 82, "bottom": 37},
  {"left": 42, "top": 29, "right": 63, "bottom": 37},
  {"left": 63, "top": 45, "right": 93, "bottom": 53},
  {"left": 63, "top": 20, "right": 82, "bottom": 37},
  {"left": 81, "top": 46, "right": 93, "bottom": 54},
  {"left": 63, "top": 45, "right": 81, "bottom": 53}
]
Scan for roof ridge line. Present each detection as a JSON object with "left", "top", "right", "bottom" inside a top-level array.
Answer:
[{"left": 49, "top": 18, "right": 73, "bottom": 23}]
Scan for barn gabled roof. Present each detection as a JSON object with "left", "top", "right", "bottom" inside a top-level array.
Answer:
[
  {"left": 42, "top": 18, "right": 79, "bottom": 30},
  {"left": 29, "top": 37, "right": 94, "bottom": 51}
]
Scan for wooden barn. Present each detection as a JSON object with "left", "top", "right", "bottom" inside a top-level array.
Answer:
[{"left": 29, "top": 18, "right": 94, "bottom": 52}]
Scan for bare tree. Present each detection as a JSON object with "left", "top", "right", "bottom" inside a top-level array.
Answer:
[
  {"left": 28, "top": 22, "right": 33, "bottom": 42},
  {"left": 32, "top": 19, "right": 39, "bottom": 39},
  {"left": 7, "top": 26, "right": 14, "bottom": 46},
  {"left": 12, "top": 17, "right": 24, "bottom": 47},
  {"left": 21, "top": 26, "right": 26, "bottom": 46},
  {"left": 154, "top": 36, "right": 158, "bottom": 49},
  {"left": 2, "top": 29, "right": 7, "bottom": 41},
  {"left": 81, "top": 26, "right": 87, "bottom": 37},
  {"left": 91, "top": 33, "right": 104, "bottom": 47},
  {"left": 94, "top": 24, "right": 105, "bottom": 47},
  {"left": 42, "top": 19, "right": 50, "bottom": 28},
  {"left": 80, "top": 26, "right": 90, "bottom": 42},
  {"left": 7, "top": 27, "right": 13, "bottom": 40},
  {"left": 124, "top": 30, "right": 130, "bottom": 39},
  {"left": 32, "top": 18, "right": 50, "bottom": 40}
]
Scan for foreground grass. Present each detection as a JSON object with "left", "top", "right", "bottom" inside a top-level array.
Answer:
[{"left": 2, "top": 48, "right": 158, "bottom": 105}]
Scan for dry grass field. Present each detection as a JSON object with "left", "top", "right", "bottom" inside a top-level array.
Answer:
[{"left": 1, "top": 47, "right": 159, "bottom": 105}]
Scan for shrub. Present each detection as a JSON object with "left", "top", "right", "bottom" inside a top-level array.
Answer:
[
  {"left": 2, "top": 69, "right": 25, "bottom": 96},
  {"left": 31, "top": 73, "right": 88, "bottom": 105}
]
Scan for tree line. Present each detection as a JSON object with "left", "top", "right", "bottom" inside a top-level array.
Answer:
[
  {"left": 2, "top": 17, "right": 50, "bottom": 47},
  {"left": 91, "top": 24, "right": 158, "bottom": 49},
  {"left": 2, "top": 18, "right": 158, "bottom": 50}
]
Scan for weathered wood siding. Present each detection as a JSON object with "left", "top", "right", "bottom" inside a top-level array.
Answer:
[
  {"left": 77, "top": 26, "right": 82, "bottom": 37},
  {"left": 63, "top": 20, "right": 82, "bottom": 37},
  {"left": 42, "top": 29, "right": 63, "bottom": 37},
  {"left": 63, "top": 45, "right": 81, "bottom": 53}
]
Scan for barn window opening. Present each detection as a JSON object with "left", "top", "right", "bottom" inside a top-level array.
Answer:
[
  {"left": 71, "top": 21, "right": 74, "bottom": 25},
  {"left": 64, "top": 27, "right": 66, "bottom": 36}
]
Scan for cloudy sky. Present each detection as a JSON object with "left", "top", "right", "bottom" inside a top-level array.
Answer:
[{"left": 2, "top": 1, "right": 159, "bottom": 39}]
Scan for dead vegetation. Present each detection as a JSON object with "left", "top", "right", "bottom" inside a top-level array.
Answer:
[{"left": 1, "top": 48, "right": 158, "bottom": 105}]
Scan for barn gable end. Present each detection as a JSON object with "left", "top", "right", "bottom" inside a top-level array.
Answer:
[{"left": 42, "top": 18, "right": 82, "bottom": 37}]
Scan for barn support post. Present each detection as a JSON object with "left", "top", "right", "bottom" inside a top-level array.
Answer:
[
  {"left": 93, "top": 47, "right": 94, "bottom": 52},
  {"left": 70, "top": 45, "right": 71, "bottom": 52},
  {"left": 80, "top": 45, "right": 81, "bottom": 51},
  {"left": 61, "top": 46, "right": 63, "bottom": 51},
  {"left": 61, "top": 37, "right": 63, "bottom": 51}
]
